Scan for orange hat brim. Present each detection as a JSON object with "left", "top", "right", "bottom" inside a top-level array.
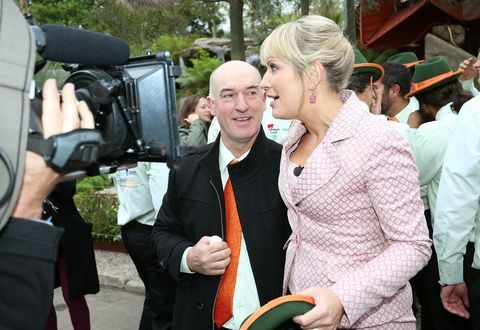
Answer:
[
  {"left": 404, "top": 59, "right": 424, "bottom": 69},
  {"left": 352, "top": 62, "right": 385, "bottom": 82},
  {"left": 406, "top": 69, "right": 464, "bottom": 98}
]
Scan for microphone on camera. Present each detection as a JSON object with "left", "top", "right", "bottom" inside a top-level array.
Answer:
[
  {"left": 293, "top": 165, "right": 304, "bottom": 177},
  {"left": 32, "top": 24, "right": 130, "bottom": 65}
]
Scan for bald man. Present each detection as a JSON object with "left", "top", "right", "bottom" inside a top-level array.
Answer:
[{"left": 152, "top": 61, "right": 291, "bottom": 330}]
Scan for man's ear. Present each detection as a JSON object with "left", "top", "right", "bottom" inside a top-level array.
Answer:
[
  {"left": 391, "top": 84, "right": 401, "bottom": 97},
  {"left": 207, "top": 96, "right": 216, "bottom": 116}
]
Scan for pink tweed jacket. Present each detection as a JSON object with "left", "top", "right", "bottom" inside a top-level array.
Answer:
[{"left": 280, "top": 91, "right": 431, "bottom": 329}]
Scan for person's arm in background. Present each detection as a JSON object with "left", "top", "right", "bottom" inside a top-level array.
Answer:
[
  {"left": 0, "top": 79, "right": 94, "bottom": 329},
  {"left": 458, "top": 57, "right": 479, "bottom": 97},
  {"left": 433, "top": 97, "right": 480, "bottom": 319}
]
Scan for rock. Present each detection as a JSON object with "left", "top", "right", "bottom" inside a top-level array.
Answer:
[
  {"left": 431, "top": 25, "right": 465, "bottom": 46},
  {"left": 424, "top": 33, "right": 475, "bottom": 70}
]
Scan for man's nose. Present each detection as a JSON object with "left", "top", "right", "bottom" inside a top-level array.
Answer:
[{"left": 235, "top": 94, "right": 248, "bottom": 112}]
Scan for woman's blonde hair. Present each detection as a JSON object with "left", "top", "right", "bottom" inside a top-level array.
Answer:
[{"left": 260, "top": 15, "right": 354, "bottom": 92}]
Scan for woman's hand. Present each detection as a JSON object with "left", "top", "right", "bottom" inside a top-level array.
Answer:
[
  {"left": 185, "top": 113, "right": 200, "bottom": 124},
  {"left": 293, "top": 287, "right": 344, "bottom": 330}
]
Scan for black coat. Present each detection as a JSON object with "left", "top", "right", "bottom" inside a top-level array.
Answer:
[
  {"left": 44, "top": 181, "right": 100, "bottom": 299},
  {"left": 0, "top": 218, "right": 63, "bottom": 330},
  {"left": 152, "top": 129, "right": 291, "bottom": 330}
]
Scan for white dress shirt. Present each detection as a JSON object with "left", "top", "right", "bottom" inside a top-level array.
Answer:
[
  {"left": 460, "top": 78, "right": 479, "bottom": 97},
  {"left": 180, "top": 139, "right": 261, "bottom": 329},
  {"left": 398, "top": 103, "right": 457, "bottom": 221},
  {"left": 434, "top": 95, "right": 480, "bottom": 285},
  {"left": 396, "top": 96, "right": 419, "bottom": 123}
]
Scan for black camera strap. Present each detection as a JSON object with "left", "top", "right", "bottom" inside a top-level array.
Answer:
[{"left": 27, "top": 129, "right": 104, "bottom": 172}]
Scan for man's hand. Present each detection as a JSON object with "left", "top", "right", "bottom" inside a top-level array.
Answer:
[
  {"left": 440, "top": 282, "right": 470, "bottom": 319},
  {"left": 370, "top": 81, "right": 384, "bottom": 115},
  {"left": 187, "top": 236, "right": 231, "bottom": 275},
  {"left": 292, "top": 287, "right": 344, "bottom": 330},
  {"left": 459, "top": 57, "right": 479, "bottom": 81},
  {"left": 12, "top": 79, "right": 94, "bottom": 219}
]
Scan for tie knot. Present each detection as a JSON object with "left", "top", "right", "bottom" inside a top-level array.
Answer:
[{"left": 229, "top": 159, "right": 238, "bottom": 165}]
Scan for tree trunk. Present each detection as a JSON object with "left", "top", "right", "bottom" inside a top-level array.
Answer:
[
  {"left": 344, "top": 0, "right": 357, "bottom": 43},
  {"left": 229, "top": 0, "right": 245, "bottom": 60},
  {"left": 300, "top": 0, "right": 309, "bottom": 16}
]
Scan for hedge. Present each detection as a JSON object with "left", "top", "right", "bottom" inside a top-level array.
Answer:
[{"left": 74, "top": 175, "right": 120, "bottom": 241}]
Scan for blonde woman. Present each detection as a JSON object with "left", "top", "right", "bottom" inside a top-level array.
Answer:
[{"left": 260, "top": 15, "right": 431, "bottom": 329}]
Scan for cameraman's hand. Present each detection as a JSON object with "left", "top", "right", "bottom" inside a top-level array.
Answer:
[
  {"left": 185, "top": 113, "right": 200, "bottom": 124},
  {"left": 12, "top": 79, "right": 94, "bottom": 220},
  {"left": 186, "top": 236, "right": 231, "bottom": 275}
]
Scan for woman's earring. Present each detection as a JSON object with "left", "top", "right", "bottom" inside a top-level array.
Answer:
[{"left": 309, "top": 94, "right": 316, "bottom": 104}]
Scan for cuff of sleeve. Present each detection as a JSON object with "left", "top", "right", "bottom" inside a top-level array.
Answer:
[
  {"left": 438, "top": 260, "right": 464, "bottom": 285},
  {"left": 0, "top": 218, "right": 63, "bottom": 262},
  {"left": 180, "top": 247, "right": 195, "bottom": 274},
  {"left": 330, "top": 284, "right": 353, "bottom": 328},
  {"left": 459, "top": 78, "right": 474, "bottom": 92}
]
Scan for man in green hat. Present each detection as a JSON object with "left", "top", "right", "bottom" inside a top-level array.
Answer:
[
  {"left": 380, "top": 62, "right": 417, "bottom": 123},
  {"left": 384, "top": 52, "right": 425, "bottom": 123},
  {"left": 347, "top": 49, "right": 384, "bottom": 113}
]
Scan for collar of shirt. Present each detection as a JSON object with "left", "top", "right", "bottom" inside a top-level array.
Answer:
[
  {"left": 436, "top": 102, "right": 454, "bottom": 121},
  {"left": 358, "top": 100, "right": 370, "bottom": 113},
  {"left": 219, "top": 138, "right": 250, "bottom": 188}
]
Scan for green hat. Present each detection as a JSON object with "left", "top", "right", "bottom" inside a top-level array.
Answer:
[
  {"left": 406, "top": 56, "right": 463, "bottom": 97},
  {"left": 240, "top": 295, "right": 315, "bottom": 330},
  {"left": 352, "top": 49, "right": 384, "bottom": 82},
  {"left": 387, "top": 52, "right": 424, "bottom": 69}
]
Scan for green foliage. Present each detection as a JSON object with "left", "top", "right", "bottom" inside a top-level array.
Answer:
[
  {"left": 28, "top": 0, "right": 222, "bottom": 60},
  {"left": 245, "top": 0, "right": 293, "bottom": 42},
  {"left": 177, "top": 49, "right": 221, "bottom": 96},
  {"left": 76, "top": 174, "right": 112, "bottom": 193},
  {"left": 311, "top": 0, "right": 343, "bottom": 24},
  {"left": 362, "top": 48, "right": 398, "bottom": 64},
  {"left": 74, "top": 175, "right": 119, "bottom": 241},
  {"left": 151, "top": 35, "right": 197, "bottom": 63},
  {"left": 29, "top": 0, "right": 95, "bottom": 27}
]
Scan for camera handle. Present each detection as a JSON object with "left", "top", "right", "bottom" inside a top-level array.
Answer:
[{"left": 27, "top": 129, "right": 104, "bottom": 172}]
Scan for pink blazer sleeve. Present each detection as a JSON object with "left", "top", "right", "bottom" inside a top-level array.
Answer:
[{"left": 330, "top": 128, "right": 432, "bottom": 326}]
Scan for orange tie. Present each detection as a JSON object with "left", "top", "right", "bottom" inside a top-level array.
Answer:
[
  {"left": 387, "top": 116, "right": 400, "bottom": 122},
  {"left": 214, "top": 176, "right": 242, "bottom": 328}
]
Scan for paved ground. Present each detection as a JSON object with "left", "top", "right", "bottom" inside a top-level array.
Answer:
[
  {"left": 54, "top": 286, "right": 143, "bottom": 329},
  {"left": 55, "top": 250, "right": 144, "bottom": 329}
]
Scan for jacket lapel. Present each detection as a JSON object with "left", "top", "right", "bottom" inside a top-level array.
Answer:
[{"left": 284, "top": 91, "right": 362, "bottom": 205}]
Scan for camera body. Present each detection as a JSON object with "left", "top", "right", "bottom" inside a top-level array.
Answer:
[{"left": 30, "top": 52, "right": 182, "bottom": 175}]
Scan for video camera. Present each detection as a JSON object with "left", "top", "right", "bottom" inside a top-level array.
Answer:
[{"left": 29, "top": 23, "right": 181, "bottom": 176}]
